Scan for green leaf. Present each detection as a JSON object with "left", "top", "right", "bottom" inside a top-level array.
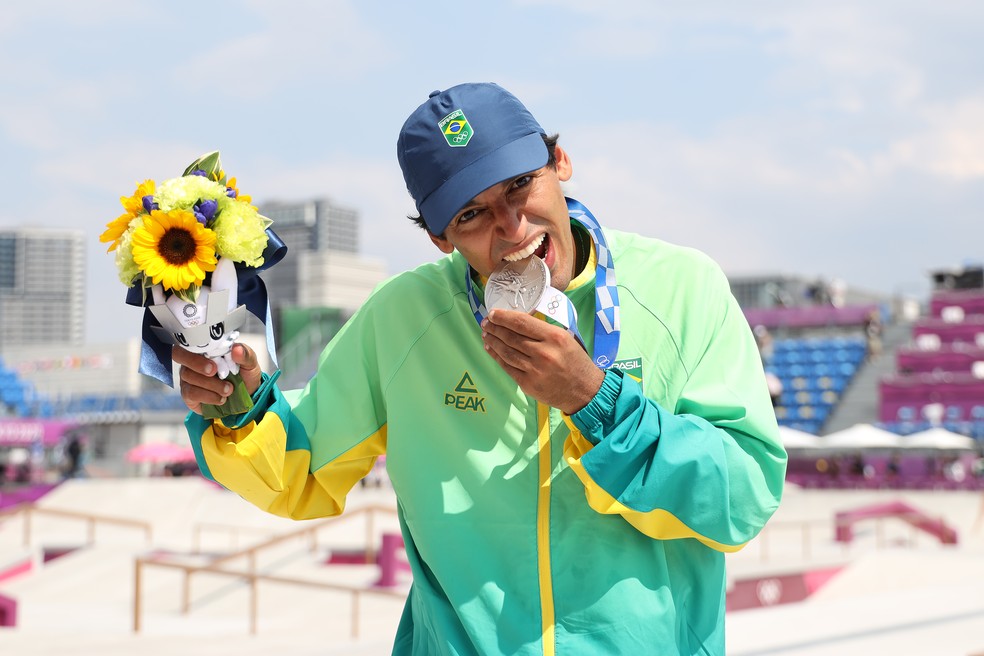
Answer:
[
  {"left": 201, "top": 372, "right": 254, "bottom": 419},
  {"left": 182, "top": 151, "right": 223, "bottom": 181},
  {"left": 174, "top": 284, "right": 200, "bottom": 304}
]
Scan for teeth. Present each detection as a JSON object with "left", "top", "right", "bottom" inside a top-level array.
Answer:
[{"left": 503, "top": 234, "right": 545, "bottom": 262}]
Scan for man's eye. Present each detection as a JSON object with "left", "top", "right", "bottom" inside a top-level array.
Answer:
[
  {"left": 457, "top": 208, "right": 481, "bottom": 224},
  {"left": 512, "top": 175, "right": 532, "bottom": 189}
]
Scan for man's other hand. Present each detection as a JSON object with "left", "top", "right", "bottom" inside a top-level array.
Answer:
[{"left": 173, "top": 343, "right": 262, "bottom": 416}]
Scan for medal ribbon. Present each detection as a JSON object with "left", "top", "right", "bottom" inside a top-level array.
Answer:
[{"left": 466, "top": 197, "right": 620, "bottom": 369}]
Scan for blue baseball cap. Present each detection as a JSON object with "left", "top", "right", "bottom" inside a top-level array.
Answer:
[{"left": 397, "top": 82, "right": 548, "bottom": 235}]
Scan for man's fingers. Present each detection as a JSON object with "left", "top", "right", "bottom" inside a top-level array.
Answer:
[
  {"left": 172, "top": 345, "right": 215, "bottom": 376},
  {"left": 485, "top": 309, "right": 546, "bottom": 338},
  {"left": 482, "top": 310, "right": 544, "bottom": 353},
  {"left": 483, "top": 329, "right": 536, "bottom": 371},
  {"left": 174, "top": 343, "right": 243, "bottom": 414},
  {"left": 229, "top": 343, "right": 262, "bottom": 395},
  {"left": 180, "top": 378, "right": 230, "bottom": 408},
  {"left": 180, "top": 365, "right": 231, "bottom": 394},
  {"left": 231, "top": 343, "right": 258, "bottom": 369}
]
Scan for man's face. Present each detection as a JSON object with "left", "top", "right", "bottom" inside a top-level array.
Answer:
[{"left": 430, "top": 145, "right": 578, "bottom": 291}]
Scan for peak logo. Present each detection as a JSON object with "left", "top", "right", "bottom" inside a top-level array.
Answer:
[{"left": 445, "top": 372, "right": 486, "bottom": 413}]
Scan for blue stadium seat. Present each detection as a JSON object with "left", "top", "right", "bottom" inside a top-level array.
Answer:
[
  {"left": 795, "top": 390, "right": 817, "bottom": 405},
  {"left": 774, "top": 340, "right": 793, "bottom": 353},
  {"left": 897, "top": 406, "right": 918, "bottom": 422}
]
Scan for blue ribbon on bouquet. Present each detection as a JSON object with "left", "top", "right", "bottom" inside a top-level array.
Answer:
[{"left": 125, "top": 228, "right": 288, "bottom": 387}]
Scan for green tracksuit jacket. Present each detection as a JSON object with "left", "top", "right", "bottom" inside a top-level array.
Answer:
[{"left": 186, "top": 216, "right": 787, "bottom": 655}]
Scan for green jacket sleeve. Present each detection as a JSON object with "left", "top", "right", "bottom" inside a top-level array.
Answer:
[
  {"left": 564, "top": 259, "right": 787, "bottom": 552},
  {"left": 184, "top": 296, "right": 391, "bottom": 520}
]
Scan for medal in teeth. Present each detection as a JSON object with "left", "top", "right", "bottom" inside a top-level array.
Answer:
[
  {"left": 485, "top": 256, "right": 548, "bottom": 313},
  {"left": 485, "top": 256, "right": 580, "bottom": 339}
]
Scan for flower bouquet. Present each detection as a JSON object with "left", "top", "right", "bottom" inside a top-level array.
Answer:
[{"left": 100, "top": 151, "right": 284, "bottom": 419}]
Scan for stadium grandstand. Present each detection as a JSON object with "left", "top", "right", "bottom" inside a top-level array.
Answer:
[
  {"left": 737, "top": 267, "right": 984, "bottom": 494},
  {"left": 736, "top": 273, "right": 891, "bottom": 438},
  {"left": 0, "top": 334, "right": 277, "bottom": 481},
  {"left": 878, "top": 264, "right": 984, "bottom": 440}
]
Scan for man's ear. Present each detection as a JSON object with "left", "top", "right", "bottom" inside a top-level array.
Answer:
[
  {"left": 554, "top": 145, "right": 573, "bottom": 182},
  {"left": 429, "top": 232, "right": 455, "bottom": 254}
]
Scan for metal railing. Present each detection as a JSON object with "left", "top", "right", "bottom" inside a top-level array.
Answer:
[
  {"left": 0, "top": 503, "right": 153, "bottom": 546},
  {"left": 133, "top": 504, "right": 403, "bottom": 637},
  {"left": 745, "top": 511, "right": 953, "bottom": 562}
]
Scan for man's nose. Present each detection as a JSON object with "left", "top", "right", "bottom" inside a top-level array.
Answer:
[{"left": 490, "top": 199, "right": 526, "bottom": 239}]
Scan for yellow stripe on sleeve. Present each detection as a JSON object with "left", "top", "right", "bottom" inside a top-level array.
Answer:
[
  {"left": 562, "top": 430, "right": 747, "bottom": 554},
  {"left": 202, "top": 416, "right": 387, "bottom": 520}
]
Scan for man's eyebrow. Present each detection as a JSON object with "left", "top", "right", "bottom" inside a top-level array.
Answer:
[{"left": 461, "top": 176, "right": 525, "bottom": 212}]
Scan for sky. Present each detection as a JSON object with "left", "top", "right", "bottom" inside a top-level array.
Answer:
[{"left": 2, "top": 0, "right": 982, "bottom": 346}]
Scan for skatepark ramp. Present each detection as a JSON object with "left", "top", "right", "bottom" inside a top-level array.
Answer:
[{"left": 834, "top": 499, "right": 958, "bottom": 545}]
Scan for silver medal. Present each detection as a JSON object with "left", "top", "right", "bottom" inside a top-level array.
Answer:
[{"left": 484, "top": 256, "right": 550, "bottom": 314}]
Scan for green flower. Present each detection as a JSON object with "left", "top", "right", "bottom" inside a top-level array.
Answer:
[
  {"left": 212, "top": 201, "right": 271, "bottom": 267},
  {"left": 154, "top": 175, "right": 227, "bottom": 213},
  {"left": 113, "top": 215, "right": 144, "bottom": 286}
]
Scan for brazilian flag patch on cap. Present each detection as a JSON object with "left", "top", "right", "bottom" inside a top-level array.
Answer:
[{"left": 439, "top": 109, "right": 474, "bottom": 147}]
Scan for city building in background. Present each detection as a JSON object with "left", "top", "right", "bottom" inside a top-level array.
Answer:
[
  {"left": 0, "top": 228, "right": 85, "bottom": 348},
  {"left": 257, "top": 197, "right": 387, "bottom": 386},
  {"left": 259, "top": 197, "right": 384, "bottom": 313}
]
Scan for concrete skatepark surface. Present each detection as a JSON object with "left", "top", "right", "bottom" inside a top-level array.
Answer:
[{"left": 1, "top": 478, "right": 982, "bottom": 655}]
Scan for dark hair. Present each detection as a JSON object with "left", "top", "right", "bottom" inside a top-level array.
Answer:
[{"left": 408, "top": 133, "right": 560, "bottom": 236}]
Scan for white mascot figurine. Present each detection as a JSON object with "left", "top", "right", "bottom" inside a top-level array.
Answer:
[{"left": 148, "top": 257, "right": 248, "bottom": 379}]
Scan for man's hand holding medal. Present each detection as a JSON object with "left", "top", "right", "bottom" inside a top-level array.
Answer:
[{"left": 481, "top": 255, "right": 604, "bottom": 415}]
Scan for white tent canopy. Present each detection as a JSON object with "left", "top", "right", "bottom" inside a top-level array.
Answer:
[
  {"left": 900, "top": 427, "right": 977, "bottom": 451},
  {"left": 778, "top": 426, "right": 823, "bottom": 450},
  {"left": 819, "top": 423, "right": 903, "bottom": 450}
]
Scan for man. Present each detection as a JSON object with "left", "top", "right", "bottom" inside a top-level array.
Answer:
[{"left": 175, "top": 82, "right": 787, "bottom": 655}]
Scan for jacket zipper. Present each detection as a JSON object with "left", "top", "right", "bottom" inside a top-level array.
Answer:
[{"left": 536, "top": 402, "right": 555, "bottom": 655}]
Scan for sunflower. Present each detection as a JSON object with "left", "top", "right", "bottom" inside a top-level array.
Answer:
[
  {"left": 131, "top": 209, "right": 217, "bottom": 292},
  {"left": 99, "top": 179, "right": 156, "bottom": 252}
]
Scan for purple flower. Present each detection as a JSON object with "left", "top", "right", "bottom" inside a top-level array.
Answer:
[
  {"left": 190, "top": 169, "right": 208, "bottom": 177},
  {"left": 142, "top": 195, "right": 159, "bottom": 213},
  {"left": 193, "top": 199, "right": 218, "bottom": 225},
  {"left": 226, "top": 187, "right": 238, "bottom": 199}
]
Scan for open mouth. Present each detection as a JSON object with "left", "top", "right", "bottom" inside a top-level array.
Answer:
[{"left": 503, "top": 233, "right": 548, "bottom": 262}]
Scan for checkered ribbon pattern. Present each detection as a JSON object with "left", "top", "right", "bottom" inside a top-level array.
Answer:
[{"left": 465, "top": 197, "right": 620, "bottom": 370}]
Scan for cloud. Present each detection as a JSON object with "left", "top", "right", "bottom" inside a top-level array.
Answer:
[
  {"left": 562, "top": 99, "right": 983, "bottom": 298},
  {"left": 249, "top": 153, "right": 436, "bottom": 275},
  {"left": 0, "top": 1, "right": 149, "bottom": 36},
  {"left": 169, "top": 0, "right": 393, "bottom": 96},
  {"left": 875, "top": 97, "right": 984, "bottom": 180},
  {"left": 5, "top": 0, "right": 984, "bottom": 348}
]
